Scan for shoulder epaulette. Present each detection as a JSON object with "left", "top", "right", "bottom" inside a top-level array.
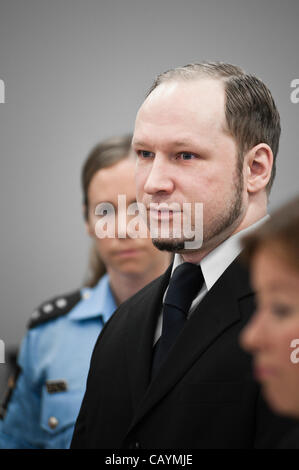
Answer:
[{"left": 28, "top": 289, "right": 82, "bottom": 329}]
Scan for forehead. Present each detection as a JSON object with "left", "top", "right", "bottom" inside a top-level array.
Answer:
[
  {"left": 88, "top": 158, "right": 136, "bottom": 203},
  {"left": 252, "top": 245, "right": 299, "bottom": 295},
  {"left": 133, "top": 79, "right": 227, "bottom": 146}
]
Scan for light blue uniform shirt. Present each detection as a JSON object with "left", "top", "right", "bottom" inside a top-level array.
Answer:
[{"left": 0, "top": 274, "right": 117, "bottom": 449}]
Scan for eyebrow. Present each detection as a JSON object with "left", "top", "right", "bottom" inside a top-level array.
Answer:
[
  {"left": 93, "top": 200, "right": 116, "bottom": 207},
  {"left": 132, "top": 139, "right": 197, "bottom": 148},
  {"left": 260, "top": 281, "right": 299, "bottom": 293}
]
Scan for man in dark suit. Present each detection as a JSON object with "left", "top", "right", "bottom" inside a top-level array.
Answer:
[{"left": 71, "top": 62, "right": 297, "bottom": 449}]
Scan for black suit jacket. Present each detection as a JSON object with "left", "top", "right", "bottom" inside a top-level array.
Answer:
[{"left": 71, "top": 258, "right": 297, "bottom": 449}]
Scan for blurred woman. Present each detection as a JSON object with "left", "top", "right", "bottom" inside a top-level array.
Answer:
[
  {"left": 0, "top": 135, "right": 171, "bottom": 449},
  {"left": 240, "top": 195, "right": 299, "bottom": 423}
]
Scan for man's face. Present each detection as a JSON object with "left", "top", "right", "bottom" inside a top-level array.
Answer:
[{"left": 132, "top": 79, "right": 246, "bottom": 254}]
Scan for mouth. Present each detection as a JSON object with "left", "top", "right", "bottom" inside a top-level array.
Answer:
[
  {"left": 253, "top": 363, "right": 278, "bottom": 381},
  {"left": 147, "top": 208, "right": 181, "bottom": 221},
  {"left": 113, "top": 249, "right": 142, "bottom": 258}
]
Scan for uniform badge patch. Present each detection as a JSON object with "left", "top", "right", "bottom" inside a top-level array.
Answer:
[{"left": 46, "top": 379, "right": 68, "bottom": 394}]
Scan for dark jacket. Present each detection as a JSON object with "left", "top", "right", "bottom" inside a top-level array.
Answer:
[{"left": 71, "top": 259, "right": 296, "bottom": 449}]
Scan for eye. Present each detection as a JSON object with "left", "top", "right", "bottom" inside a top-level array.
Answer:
[
  {"left": 137, "top": 150, "right": 155, "bottom": 159},
  {"left": 94, "top": 203, "right": 115, "bottom": 218},
  {"left": 271, "top": 303, "right": 294, "bottom": 318},
  {"left": 178, "top": 152, "right": 198, "bottom": 160}
]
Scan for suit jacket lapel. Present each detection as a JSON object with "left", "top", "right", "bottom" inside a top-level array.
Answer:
[
  {"left": 127, "top": 256, "right": 253, "bottom": 432},
  {"left": 125, "top": 264, "right": 172, "bottom": 409}
]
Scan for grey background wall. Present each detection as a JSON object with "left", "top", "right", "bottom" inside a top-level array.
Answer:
[{"left": 0, "top": 0, "right": 298, "bottom": 393}]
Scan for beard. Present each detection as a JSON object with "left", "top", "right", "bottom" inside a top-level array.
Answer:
[
  {"left": 153, "top": 239, "right": 187, "bottom": 252},
  {"left": 152, "top": 161, "right": 244, "bottom": 253}
]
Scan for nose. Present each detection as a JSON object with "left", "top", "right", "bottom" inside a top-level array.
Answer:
[
  {"left": 143, "top": 154, "right": 174, "bottom": 196},
  {"left": 240, "top": 309, "right": 268, "bottom": 354}
]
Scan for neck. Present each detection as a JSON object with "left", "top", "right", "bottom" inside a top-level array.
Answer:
[
  {"left": 107, "top": 262, "right": 170, "bottom": 306},
  {"left": 182, "top": 197, "right": 267, "bottom": 264}
]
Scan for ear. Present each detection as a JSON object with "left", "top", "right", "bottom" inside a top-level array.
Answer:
[{"left": 244, "top": 143, "right": 273, "bottom": 194}]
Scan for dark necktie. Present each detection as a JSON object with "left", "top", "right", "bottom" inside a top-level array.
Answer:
[{"left": 151, "top": 262, "right": 204, "bottom": 377}]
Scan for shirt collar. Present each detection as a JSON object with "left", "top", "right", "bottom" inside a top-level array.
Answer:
[
  {"left": 68, "top": 274, "right": 117, "bottom": 322},
  {"left": 172, "top": 215, "right": 270, "bottom": 291}
]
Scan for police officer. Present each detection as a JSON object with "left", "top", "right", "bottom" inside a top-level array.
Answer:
[{"left": 0, "top": 135, "right": 171, "bottom": 449}]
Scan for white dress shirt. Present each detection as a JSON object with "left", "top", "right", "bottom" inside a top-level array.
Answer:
[{"left": 154, "top": 215, "right": 269, "bottom": 344}]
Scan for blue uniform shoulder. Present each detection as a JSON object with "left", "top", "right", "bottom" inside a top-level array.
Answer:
[{"left": 28, "top": 289, "right": 82, "bottom": 329}]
